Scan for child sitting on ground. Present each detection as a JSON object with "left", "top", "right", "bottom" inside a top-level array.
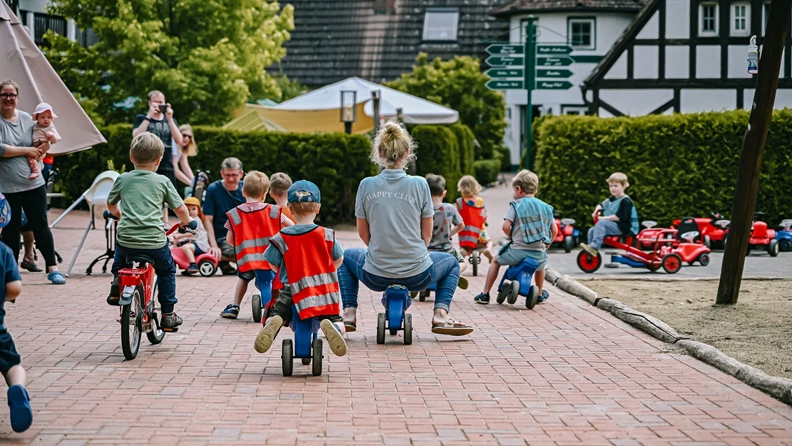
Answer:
[
  {"left": 426, "top": 174, "right": 467, "bottom": 274},
  {"left": 0, "top": 194, "right": 33, "bottom": 433},
  {"left": 455, "top": 175, "right": 494, "bottom": 264},
  {"left": 28, "top": 103, "right": 61, "bottom": 180},
  {"left": 473, "top": 170, "right": 557, "bottom": 304},
  {"left": 170, "top": 197, "right": 210, "bottom": 275},
  {"left": 254, "top": 180, "right": 347, "bottom": 357},
  {"left": 269, "top": 172, "right": 296, "bottom": 224},
  {"left": 220, "top": 171, "right": 294, "bottom": 319},
  {"left": 106, "top": 132, "right": 193, "bottom": 332},
  {"left": 580, "top": 172, "right": 639, "bottom": 257}
]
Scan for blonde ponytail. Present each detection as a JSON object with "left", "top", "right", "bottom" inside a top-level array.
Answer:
[{"left": 371, "top": 121, "right": 415, "bottom": 169}]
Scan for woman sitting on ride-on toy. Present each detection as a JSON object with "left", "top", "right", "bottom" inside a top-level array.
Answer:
[{"left": 580, "top": 172, "right": 640, "bottom": 257}]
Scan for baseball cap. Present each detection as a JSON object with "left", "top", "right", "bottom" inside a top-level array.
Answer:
[
  {"left": 287, "top": 180, "right": 321, "bottom": 203},
  {"left": 183, "top": 197, "right": 201, "bottom": 207},
  {"left": 32, "top": 102, "right": 58, "bottom": 119},
  {"left": 0, "top": 193, "right": 10, "bottom": 229}
]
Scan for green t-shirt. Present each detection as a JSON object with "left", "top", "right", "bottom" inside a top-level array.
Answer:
[{"left": 108, "top": 170, "right": 184, "bottom": 249}]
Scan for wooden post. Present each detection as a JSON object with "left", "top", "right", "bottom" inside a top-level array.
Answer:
[{"left": 716, "top": 0, "right": 792, "bottom": 304}]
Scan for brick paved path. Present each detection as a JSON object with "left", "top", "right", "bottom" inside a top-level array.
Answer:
[{"left": 1, "top": 206, "right": 790, "bottom": 445}]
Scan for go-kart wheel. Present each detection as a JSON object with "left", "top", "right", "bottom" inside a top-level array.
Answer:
[
  {"left": 471, "top": 251, "right": 479, "bottom": 276},
  {"left": 526, "top": 285, "right": 539, "bottom": 310},
  {"left": 722, "top": 234, "right": 728, "bottom": 249},
  {"left": 376, "top": 313, "right": 386, "bottom": 345},
  {"left": 404, "top": 314, "right": 412, "bottom": 345},
  {"left": 302, "top": 357, "right": 311, "bottom": 365},
  {"left": 281, "top": 339, "right": 293, "bottom": 377},
  {"left": 198, "top": 259, "right": 216, "bottom": 277},
  {"left": 312, "top": 339, "right": 323, "bottom": 376},
  {"left": 780, "top": 239, "right": 792, "bottom": 252},
  {"left": 576, "top": 250, "right": 602, "bottom": 273},
  {"left": 768, "top": 239, "right": 779, "bottom": 257},
  {"left": 507, "top": 280, "right": 521, "bottom": 305},
  {"left": 496, "top": 282, "right": 511, "bottom": 304},
  {"left": 573, "top": 236, "right": 580, "bottom": 247},
  {"left": 646, "top": 264, "right": 660, "bottom": 272},
  {"left": 698, "top": 253, "right": 711, "bottom": 266},
  {"left": 419, "top": 290, "right": 430, "bottom": 302},
  {"left": 251, "top": 294, "right": 262, "bottom": 323},
  {"left": 704, "top": 235, "right": 712, "bottom": 249},
  {"left": 563, "top": 236, "right": 573, "bottom": 253},
  {"left": 661, "top": 254, "right": 682, "bottom": 274}
]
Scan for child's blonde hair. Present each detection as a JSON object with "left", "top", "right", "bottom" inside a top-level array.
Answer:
[
  {"left": 130, "top": 132, "right": 164, "bottom": 165},
  {"left": 512, "top": 170, "right": 539, "bottom": 194},
  {"left": 243, "top": 171, "right": 270, "bottom": 198},
  {"left": 290, "top": 202, "right": 320, "bottom": 216},
  {"left": 607, "top": 172, "right": 630, "bottom": 188},
  {"left": 269, "top": 172, "right": 293, "bottom": 195},
  {"left": 457, "top": 175, "right": 481, "bottom": 198},
  {"left": 371, "top": 121, "right": 415, "bottom": 169}
]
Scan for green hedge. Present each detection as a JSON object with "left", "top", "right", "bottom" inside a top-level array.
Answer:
[
  {"left": 533, "top": 110, "right": 792, "bottom": 230},
  {"left": 473, "top": 159, "right": 501, "bottom": 186},
  {"left": 412, "top": 125, "right": 461, "bottom": 200},
  {"left": 53, "top": 124, "right": 376, "bottom": 224},
  {"left": 449, "top": 123, "right": 475, "bottom": 176}
]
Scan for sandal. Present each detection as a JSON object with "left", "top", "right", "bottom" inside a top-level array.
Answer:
[
  {"left": 20, "top": 260, "right": 42, "bottom": 272},
  {"left": 457, "top": 276, "right": 468, "bottom": 290},
  {"left": 431, "top": 317, "right": 473, "bottom": 336},
  {"left": 47, "top": 271, "right": 66, "bottom": 285}
]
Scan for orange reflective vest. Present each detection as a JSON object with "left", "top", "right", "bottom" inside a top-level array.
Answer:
[
  {"left": 269, "top": 227, "right": 341, "bottom": 319},
  {"left": 226, "top": 204, "right": 282, "bottom": 273},
  {"left": 456, "top": 198, "right": 487, "bottom": 249}
]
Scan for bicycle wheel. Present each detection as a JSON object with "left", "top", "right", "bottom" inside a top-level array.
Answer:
[
  {"left": 121, "top": 286, "right": 143, "bottom": 360},
  {"left": 146, "top": 277, "right": 165, "bottom": 345}
]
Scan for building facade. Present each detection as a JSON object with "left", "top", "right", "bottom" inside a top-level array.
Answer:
[{"left": 4, "top": 0, "right": 98, "bottom": 47}]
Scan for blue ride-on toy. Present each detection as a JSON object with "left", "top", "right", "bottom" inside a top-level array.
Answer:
[
  {"left": 776, "top": 219, "right": 792, "bottom": 252},
  {"left": 417, "top": 281, "right": 437, "bottom": 302},
  {"left": 251, "top": 270, "right": 276, "bottom": 323},
  {"left": 280, "top": 304, "right": 323, "bottom": 377},
  {"left": 496, "top": 257, "right": 541, "bottom": 309},
  {"left": 377, "top": 285, "right": 413, "bottom": 345}
]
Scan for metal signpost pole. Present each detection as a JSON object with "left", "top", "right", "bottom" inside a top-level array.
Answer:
[{"left": 523, "top": 16, "right": 536, "bottom": 169}]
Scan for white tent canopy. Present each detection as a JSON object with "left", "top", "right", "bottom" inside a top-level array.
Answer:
[{"left": 276, "top": 77, "right": 459, "bottom": 125}]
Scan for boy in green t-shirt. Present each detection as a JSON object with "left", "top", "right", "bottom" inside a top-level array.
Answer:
[{"left": 106, "top": 132, "right": 193, "bottom": 331}]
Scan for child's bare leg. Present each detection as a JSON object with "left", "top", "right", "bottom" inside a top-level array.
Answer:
[
  {"left": 4, "top": 365, "right": 27, "bottom": 387},
  {"left": 27, "top": 157, "right": 40, "bottom": 179},
  {"left": 482, "top": 258, "right": 501, "bottom": 294},
  {"left": 535, "top": 269, "right": 545, "bottom": 294},
  {"left": 233, "top": 277, "right": 251, "bottom": 306},
  {"left": 181, "top": 243, "right": 196, "bottom": 264}
]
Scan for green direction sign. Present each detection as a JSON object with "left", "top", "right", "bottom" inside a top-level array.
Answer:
[
  {"left": 486, "top": 68, "right": 525, "bottom": 78},
  {"left": 537, "top": 45, "right": 573, "bottom": 55},
  {"left": 486, "top": 44, "right": 525, "bottom": 55},
  {"left": 537, "top": 56, "right": 573, "bottom": 67},
  {"left": 485, "top": 56, "right": 524, "bottom": 67},
  {"left": 536, "top": 69, "right": 573, "bottom": 79},
  {"left": 536, "top": 80, "right": 573, "bottom": 90},
  {"left": 486, "top": 79, "right": 525, "bottom": 90}
]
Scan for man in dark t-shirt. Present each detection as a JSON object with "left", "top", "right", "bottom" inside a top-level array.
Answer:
[{"left": 132, "top": 90, "right": 183, "bottom": 191}]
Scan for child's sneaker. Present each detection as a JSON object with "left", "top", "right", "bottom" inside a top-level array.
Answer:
[
  {"left": 161, "top": 313, "right": 183, "bottom": 331},
  {"left": 580, "top": 243, "right": 598, "bottom": 257},
  {"left": 538, "top": 290, "right": 549, "bottom": 303},
  {"left": 457, "top": 276, "right": 469, "bottom": 290},
  {"left": 220, "top": 304, "right": 240, "bottom": 319},
  {"left": 254, "top": 315, "right": 283, "bottom": 353},
  {"left": 107, "top": 277, "right": 120, "bottom": 306},
  {"left": 320, "top": 320, "right": 347, "bottom": 356},
  {"left": 186, "top": 263, "right": 199, "bottom": 275},
  {"left": 7, "top": 384, "right": 33, "bottom": 433},
  {"left": 474, "top": 292, "right": 490, "bottom": 304}
]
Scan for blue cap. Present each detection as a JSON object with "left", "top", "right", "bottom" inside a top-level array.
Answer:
[
  {"left": 0, "top": 193, "right": 10, "bottom": 229},
  {"left": 288, "top": 180, "right": 321, "bottom": 203}
]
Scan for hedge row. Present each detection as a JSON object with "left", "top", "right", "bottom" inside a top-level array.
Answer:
[
  {"left": 53, "top": 125, "right": 376, "bottom": 224},
  {"left": 411, "top": 123, "right": 477, "bottom": 200},
  {"left": 533, "top": 110, "right": 792, "bottom": 229}
]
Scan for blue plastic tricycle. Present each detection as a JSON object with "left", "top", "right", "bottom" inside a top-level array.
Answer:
[
  {"left": 417, "top": 281, "right": 437, "bottom": 302},
  {"left": 776, "top": 219, "right": 792, "bottom": 252},
  {"left": 280, "top": 304, "right": 323, "bottom": 376},
  {"left": 251, "top": 270, "right": 275, "bottom": 323},
  {"left": 377, "top": 285, "right": 413, "bottom": 345},
  {"left": 496, "top": 258, "right": 540, "bottom": 309}
]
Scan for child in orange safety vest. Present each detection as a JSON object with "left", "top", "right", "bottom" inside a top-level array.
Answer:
[
  {"left": 253, "top": 180, "right": 348, "bottom": 357},
  {"left": 455, "top": 175, "right": 494, "bottom": 264}
]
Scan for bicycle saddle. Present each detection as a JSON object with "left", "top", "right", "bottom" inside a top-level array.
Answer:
[
  {"left": 642, "top": 220, "right": 658, "bottom": 229},
  {"left": 125, "top": 254, "right": 157, "bottom": 266}
]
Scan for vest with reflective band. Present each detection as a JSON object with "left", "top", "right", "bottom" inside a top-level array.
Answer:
[
  {"left": 510, "top": 197, "right": 555, "bottom": 245},
  {"left": 456, "top": 198, "right": 487, "bottom": 249},
  {"left": 226, "top": 204, "right": 281, "bottom": 272},
  {"left": 600, "top": 195, "right": 640, "bottom": 236},
  {"left": 269, "top": 227, "right": 341, "bottom": 319}
]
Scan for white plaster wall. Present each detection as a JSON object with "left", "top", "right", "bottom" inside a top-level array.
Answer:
[
  {"left": 728, "top": 45, "right": 753, "bottom": 79},
  {"left": 605, "top": 53, "right": 629, "bottom": 79},
  {"left": 636, "top": 11, "right": 660, "bottom": 39},
  {"left": 18, "top": 0, "right": 49, "bottom": 13},
  {"left": 600, "top": 89, "right": 674, "bottom": 115},
  {"left": 665, "top": 46, "right": 690, "bottom": 78},
  {"left": 680, "top": 90, "right": 736, "bottom": 113},
  {"left": 696, "top": 46, "right": 721, "bottom": 78},
  {"left": 634, "top": 46, "right": 659, "bottom": 78},
  {"left": 665, "top": 0, "right": 691, "bottom": 39}
]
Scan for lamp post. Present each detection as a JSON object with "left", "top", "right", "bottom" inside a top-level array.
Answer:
[{"left": 340, "top": 90, "right": 357, "bottom": 134}]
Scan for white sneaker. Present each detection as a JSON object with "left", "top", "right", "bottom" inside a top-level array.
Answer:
[
  {"left": 254, "top": 315, "right": 282, "bottom": 354},
  {"left": 321, "top": 320, "right": 348, "bottom": 356}
]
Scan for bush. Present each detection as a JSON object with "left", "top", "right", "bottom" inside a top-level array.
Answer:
[
  {"left": 53, "top": 125, "right": 376, "bottom": 224},
  {"left": 533, "top": 110, "right": 792, "bottom": 230},
  {"left": 474, "top": 159, "right": 501, "bottom": 186},
  {"left": 412, "top": 125, "right": 462, "bottom": 200},
  {"left": 449, "top": 123, "right": 476, "bottom": 176}
]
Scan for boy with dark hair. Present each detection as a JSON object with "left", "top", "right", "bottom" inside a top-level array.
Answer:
[{"left": 425, "top": 174, "right": 467, "bottom": 273}]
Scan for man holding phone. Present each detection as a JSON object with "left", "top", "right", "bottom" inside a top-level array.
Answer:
[{"left": 132, "top": 90, "right": 183, "bottom": 192}]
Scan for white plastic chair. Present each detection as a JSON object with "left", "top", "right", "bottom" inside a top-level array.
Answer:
[{"left": 54, "top": 171, "right": 120, "bottom": 276}]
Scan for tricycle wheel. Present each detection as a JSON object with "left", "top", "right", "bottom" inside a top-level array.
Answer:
[
  {"left": 662, "top": 254, "right": 682, "bottom": 274},
  {"left": 507, "top": 279, "right": 521, "bottom": 305},
  {"left": 302, "top": 357, "right": 311, "bottom": 365},
  {"left": 576, "top": 250, "right": 602, "bottom": 273},
  {"left": 281, "top": 339, "right": 293, "bottom": 377},
  {"left": 312, "top": 339, "right": 323, "bottom": 376},
  {"left": 704, "top": 235, "right": 712, "bottom": 249},
  {"left": 251, "top": 294, "right": 262, "bottom": 323},
  {"left": 768, "top": 240, "right": 779, "bottom": 257},
  {"left": 563, "top": 236, "right": 573, "bottom": 253},
  {"left": 404, "top": 314, "right": 412, "bottom": 345},
  {"left": 376, "top": 313, "right": 386, "bottom": 345},
  {"left": 198, "top": 259, "right": 216, "bottom": 277},
  {"left": 780, "top": 239, "right": 792, "bottom": 251},
  {"left": 496, "top": 281, "right": 511, "bottom": 304},
  {"left": 526, "top": 285, "right": 539, "bottom": 310},
  {"left": 471, "top": 251, "right": 479, "bottom": 276},
  {"left": 699, "top": 253, "right": 710, "bottom": 266}
]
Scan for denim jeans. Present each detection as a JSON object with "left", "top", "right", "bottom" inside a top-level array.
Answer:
[
  {"left": 587, "top": 220, "right": 623, "bottom": 249},
  {"left": 338, "top": 248, "right": 460, "bottom": 312},
  {"left": 111, "top": 244, "right": 178, "bottom": 314}
]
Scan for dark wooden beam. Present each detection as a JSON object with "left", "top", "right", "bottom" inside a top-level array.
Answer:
[
  {"left": 658, "top": 0, "right": 666, "bottom": 79},
  {"left": 673, "top": 87, "right": 681, "bottom": 112},
  {"left": 649, "top": 98, "right": 674, "bottom": 114},
  {"left": 598, "top": 99, "right": 625, "bottom": 117}
]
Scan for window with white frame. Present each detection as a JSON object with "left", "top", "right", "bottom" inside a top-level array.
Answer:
[
  {"left": 699, "top": 3, "right": 719, "bottom": 36},
  {"left": 731, "top": 3, "right": 750, "bottom": 35},
  {"left": 562, "top": 106, "right": 588, "bottom": 115},
  {"left": 422, "top": 9, "right": 459, "bottom": 41},
  {"left": 568, "top": 18, "right": 595, "bottom": 50}
]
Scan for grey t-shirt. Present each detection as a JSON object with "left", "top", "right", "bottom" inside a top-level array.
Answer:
[
  {"left": 355, "top": 169, "right": 434, "bottom": 278},
  {"left": 429, "top": 203, "right": 463, "bottom": 252},
  {"left": 0, "top": 111, "right": 45, "bottom": 194},
  {"left": 504, "top": 205, "right": 547, "bottom": 251}
]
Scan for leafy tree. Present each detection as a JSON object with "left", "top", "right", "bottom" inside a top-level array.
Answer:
[
  {"left": 45, "top": 0, "right": 295, "bottom": 124},
  {"left": 387, "top": 53, "right": 507, "bottom": 161}
]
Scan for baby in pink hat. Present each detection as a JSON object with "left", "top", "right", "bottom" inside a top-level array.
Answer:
[{"left": 29, "top": 103, "right": 61, "bottom": 180}]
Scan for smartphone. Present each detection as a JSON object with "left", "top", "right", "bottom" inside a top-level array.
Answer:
[{"left": 158, "top": 104, "right": 168, "bottom": 113}]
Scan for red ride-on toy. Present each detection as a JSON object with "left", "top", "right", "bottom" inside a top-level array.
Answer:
[
  {"left": 672, "top": 212, "right": 730, "bottom": 249},
  {"left": 551, "top": 215, "right": 580, "bottom": 253},
  {"left": 170, "top": 242, "right": 219, "bottom": 276},
  {"left": 744, "top": 212, "right": 779, "bottom": 257}
]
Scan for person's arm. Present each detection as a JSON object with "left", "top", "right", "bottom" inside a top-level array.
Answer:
[
  {"left": 280, "top": 213, "right": 295, "bottom": 228},
  {"left": 451, "top": 222, "right": 464, "bottom": 237},
  {"left": 173, "top": 204, "right": 192, "bottom": 227},
  {"left": 421, "top": 216, "right": 433, "bottom": 247},
  {"left": 0, "top": 143, "right": 47, "bottom": 159},
  {"left": 334, "top": 255, "right": 344, "bottom": 269},
  {"left": 174, "top": 155, "right": 192, "bottom": 186},
  {"left": 204, "top": 215, "right": 221, "bottom": 259},
  {"left": 107, "top": 201, "right": 121, "bottom": 218},
  {"left": 132, "top": 112, "right": 154, "bottom": 137},
  {"left": 225, "top": 226, "right": 235, "bottom": 246},
  {"left": 5, "top": 280, "right": 21, "bottom": 302},
  {"left": 502, "top": 220, "right": 513, "bottom": 239},
  {"left": 167, "top": 108, "right": 183, "bottom": 146},
  {"left": 179, "top": 153, "right": 194, "bottom": 181},
  {"left": 548, "top": 220, "right": 559, "bottom": 247},
  {"left": 357, "top": 218, "right": 371, "bottom": 246}
]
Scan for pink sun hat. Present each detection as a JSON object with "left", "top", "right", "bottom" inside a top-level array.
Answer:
[{"left": 32, "top": 102, "right": 58, "bottom": 119}]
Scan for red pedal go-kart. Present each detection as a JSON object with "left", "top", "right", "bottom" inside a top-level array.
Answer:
[
  {"left": 170, "top": 242, "right": 219, "bottom": 277},
  {"left": 577, "top": 216, "right": 711, "bottom": 274},
  {"left": 672, "top": 212, "right": 730, "bottom": 249},
  {"left": 744, "top": 212, "right": 779, "bottom": 257},
  {"left": 551, "top": 216, "right": 580, "bottom": 253}
]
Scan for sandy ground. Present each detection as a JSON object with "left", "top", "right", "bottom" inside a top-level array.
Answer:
[{"left": 583, "top": 279, "right": 792, "bottom": 380}]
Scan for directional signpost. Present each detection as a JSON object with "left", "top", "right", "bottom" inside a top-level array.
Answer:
[
  {"left": 486, "top": 68, "right": 525, "bottom": 78},
  {"left": 485, "top": 80, "right": 524, "bottom": 90},
  {"left": 484, "top": 56, "right": 524, "bottom": 67}
]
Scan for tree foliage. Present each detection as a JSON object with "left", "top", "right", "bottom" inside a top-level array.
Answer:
[
  {"left": 45, "top": 0, "right": 294, "bottom": 124},
  {"left": 386, "top": 53, "right": 507, "bottom": 161}
]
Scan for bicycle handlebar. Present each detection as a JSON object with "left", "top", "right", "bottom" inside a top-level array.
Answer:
[{"left": 104, "top": 210, "right": 197, "bottom": 235}]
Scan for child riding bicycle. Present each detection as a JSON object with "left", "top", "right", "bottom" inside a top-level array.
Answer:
[{"left": 106, "top": 132, "right": 193, "bottom": 332}]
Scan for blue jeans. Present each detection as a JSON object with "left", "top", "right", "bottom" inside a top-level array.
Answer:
[
  {"left": 111, "top": 244, "right": 178, "bottom": 314},
  {"left": 338, "top": 248, "right": 460, "bottom": 312},
  {"left": 587, "top": 220, "right": 624, "bottom": 249}
]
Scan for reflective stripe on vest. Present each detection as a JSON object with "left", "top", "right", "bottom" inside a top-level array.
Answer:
[
  {"left": 511, "top": 198, "right": 554, "bottom": 244},
  {"left": 294, "top": 291, "right": 340, "bottom": 316},
  {"left": 291, "top": 272, "right": 339, "bottom": 296},
  {"left": 227, "top": 204, "right": 281, "bottom": 272},
  {"left": 456, "top": 198, "right": 487, "bottom": 249},
  {"left": 280, "top": 226, "right": 341, "bottom": 319}
]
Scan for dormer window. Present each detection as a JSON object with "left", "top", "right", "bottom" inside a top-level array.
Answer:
[
  {"left": 422, "top": 8, "right": 459, "bottom": 42},
  {"left": 699, "top": 3, "right": 719, "bottom": 36}
]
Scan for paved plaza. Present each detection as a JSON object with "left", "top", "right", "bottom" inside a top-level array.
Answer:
[{"left": 0, "top": 187, "right": 791, "bottom": 444}]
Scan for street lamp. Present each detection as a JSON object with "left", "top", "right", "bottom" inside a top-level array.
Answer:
[{"left": 340, "top": 90, "right": 357, "bottom": 134}]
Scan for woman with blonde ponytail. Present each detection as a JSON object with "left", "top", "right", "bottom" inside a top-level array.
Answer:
[{"left": 338, "top": 122, "right": 474, "bottom": 336}]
